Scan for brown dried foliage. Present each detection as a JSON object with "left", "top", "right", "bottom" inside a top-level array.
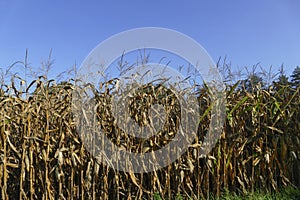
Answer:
[{"left": 0, "top": 77, "right": 299, "bottom": 199}]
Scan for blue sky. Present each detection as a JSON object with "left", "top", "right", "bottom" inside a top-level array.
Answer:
[{"left": 0, "top": 0, "right": 299, "bottom": 80}]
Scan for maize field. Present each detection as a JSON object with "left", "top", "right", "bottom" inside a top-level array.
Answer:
[{"left": 0, "top": 75, "right": 299, "bottom": 199}]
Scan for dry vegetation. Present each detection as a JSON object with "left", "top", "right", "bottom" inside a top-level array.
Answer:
[{"left": 0, "top": 72, "right": 299, "bottom": 199}]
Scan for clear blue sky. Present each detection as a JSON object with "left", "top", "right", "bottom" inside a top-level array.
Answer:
[{"left": 1, "top": 0, "right": 299, "bottom": 80}]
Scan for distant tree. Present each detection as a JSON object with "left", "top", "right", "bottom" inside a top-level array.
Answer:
[
  {"left": 0, "top": 88, "right": 4, "bottom": 97},
  {"left": 277, "top": 74, "right": 289, "bottom": 85},
  {"left": 241, "top": 73, "right": 264, "bottom": 93},
  {"left": 275, "top": 65, "right": 290, "bottom": 86},
  {"left": 238, "top": 64, "right": 265, "bottom": 92},
  {"left": 272, "top": 74, "right": 290, "bottom": 93},
  {"left": 290, "top": 66, "right": 300, "bottom": 88}
]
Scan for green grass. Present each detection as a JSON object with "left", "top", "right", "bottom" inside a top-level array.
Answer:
[
  {"left": 214, "top": 187, "right": 300, "bottom": 200},
  {"left": 153, "top": 187, "right": 300, "bottom": 200}
]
